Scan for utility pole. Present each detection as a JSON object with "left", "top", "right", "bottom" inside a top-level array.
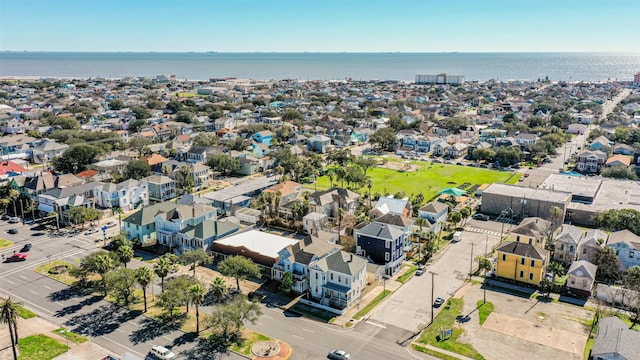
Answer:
[
  {"left": 469, "top": 243, "right": 474, "bottom": 280},
  {"left": 429, "top": 271, "right": 437, "bottom": 325}
]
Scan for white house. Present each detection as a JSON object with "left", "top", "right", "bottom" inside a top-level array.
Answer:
[
  {"left": 307, "top": 251, "right": 368, "bottom": 314},
  {"left": 96, "top": 179, "right": 149, "bottom": 211},
  {"left": 606, "top": 229, "right": 640, "bottom": 269},
  {"left": 418, "top": 201, "right": 449, "bottom": 233}
]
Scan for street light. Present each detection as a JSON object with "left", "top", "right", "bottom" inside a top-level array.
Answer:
[
  {"left": 429, "top": 271, "right": 438, "bottom": 325},
  {"left": 61, "top": 329, "right": 70, "bottom": 352}
]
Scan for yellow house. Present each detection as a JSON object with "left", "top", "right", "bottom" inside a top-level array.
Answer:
[
  {"left": 495, "top": 241, "right": 548, "bottom": 286},
  {"left": 507, "top": 217, "right": 552, "bottom": 248}
]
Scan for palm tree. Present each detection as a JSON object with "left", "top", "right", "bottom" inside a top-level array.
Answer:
[
  {"left": 189, "top": 284, "right": 206, "bottom": 334},
  {"left": 8, "top": 189, "right": 19, "bottom": 217},
  {"left": 460, "top": 207, "right": 472, "bottom": 226},
  {"left": 210, "top": 276, "right": 227, "bottom": 303},
  {"left": 366, "top": 178, "right": 373, "bottom": 207},
  {"left": 327, "top": 170, "right": 335, "bottom": 188},
  {"left": 154, "top": 256, "right": 173, "bottom": 291},
  {"left": 0, "top": 296, "right": 22, "bottom": 360},
  {"left": 113, "top": 207, "right": 124, "bottom": 234},
  {"left": 116, "top": 244, "right": 134, "bottom": 268},
  {"left": 550, "top": 206, "right": 563, "bottom": 227},
  {"left": 135, "top": 266, "right": 154, "bottom": 312}
]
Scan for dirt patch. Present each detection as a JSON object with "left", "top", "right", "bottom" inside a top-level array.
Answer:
[
  {"left": 175, "top": 265, "right": 261, "bottom": 294},
  {"left": 378, "top": 161, "right": 419, "bottom": 172},
  {"left": 482, "top": 312, "right": 586, "bottom": 356}
]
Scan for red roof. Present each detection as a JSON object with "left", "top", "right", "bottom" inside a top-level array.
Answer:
[
  {"left": 0, "top": 161, "right": 27, "bottom": 176},
  {"left": 76, "top": 169, "right": 99, "bottom": 179}
]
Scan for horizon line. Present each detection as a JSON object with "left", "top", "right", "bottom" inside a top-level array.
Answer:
[{"left": 2, "top": 50, "right": 640, "bottom": 55}]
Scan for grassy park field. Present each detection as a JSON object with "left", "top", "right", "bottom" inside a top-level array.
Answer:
[{"left": 307, "top": 162, "right": 518, "bottom": 200}]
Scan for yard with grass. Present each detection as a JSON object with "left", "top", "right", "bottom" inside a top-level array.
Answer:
[
  {"left": 308, "top": 162, "right": 516, "bottom": 200},
  {"left": 397, "top": 264, "right": 418, "bottom": 284},
  {"left": 476, "top": 301, "right": 494, "bottom": 326},
  {"left": 231, "top": 330, "right": 272, "bottom": 356},
  {"left": 35, "top": 260, "right": 78, "bottom": 285},
  {"left": 417, "top": 298, "right": 485, "bottom": 360},
  {"left": 0, "top": 238, "right": 13, "bottom": 250},
  {"left": 17, "top": 334, "right": 67, "bottom": 360},
  {"left": 16, "top": 305, "right": 36, "bottom": 319},
  {"left": 54, "top": 328, "right": 88, "bottom": 344},
  {"left": 353, "top": 290, "right": 391, "bottom": 320}
]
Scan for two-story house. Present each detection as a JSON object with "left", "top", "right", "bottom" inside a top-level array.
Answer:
[
  {"left": 96, "top": 179, "right": 149, "bottom": 211},
  {"left": 308, "top": 250, "right": 368, "bottom": 314},
  {"left": 373, "top": 213, "right": 414, "bottom": 252},
  {"left": 252, "top": 130, "right": 273, "bottom": 146},
  {"left": 176, "top": 219, "right": 239, "bottom": 252},
  {"left": 575, "top": 150, "right": 607, "bottom": 174},
  {"left": 308, "top": 187, "right": 360, "bottom": 220},
  {"left": 263, "top": 181, "right": 302, "bottom": 205},
  {"left": 154, "top": 203, "right": 218, "bottom": 252},
  {"left": 553, "top": 224, "right": 584, "bottom": 265},
  {"left": 142, "top": 175, "right": 176, "bottom": 202},
  {"left": 354, "top": 222, "right": 405, "bottom": 276},
  {"left": 272, "top": 236, "right": 338, "bottom": 294},
  {"left": 508, "top": 217, "right": 552, "bottom": 249},
  {"left": 495, "top": 241, "right": 549, "bottom": 286},
  {"left": 307, "top": 134, "right": 333, "bottom": 154},
  {"left": 576, "top": 229, "right": 607, "bottom": 262},
  {"left": 370, "top": 196, "right": 412, "bottom": 220},
  {"left": 566, "top": 260, "right": 597, "bottom": 297},
  {"left": 123, "top": 202, "right": 179, "bottom": 245},
  {"left": 29, "top": 139, "right": 69, "bottom": 164},
  {"left": 190, "top": 163, "right": 211, "bottom": 190},
  {"left": 606, "top": 229, "right": 640, "bottom": 270},
  {"left": 37, "top": 182, "right": 102, "bottom": 226},
  {"left": 417, "top": 201, "right": 448, "bottom": 233}
]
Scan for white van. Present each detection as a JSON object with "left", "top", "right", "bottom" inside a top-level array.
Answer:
[
  {"left": 452, "top": 231, "right": 462, "bottom": 242},
  {"left": 151, "top": 345, "right": 175, "bottom": 360}
]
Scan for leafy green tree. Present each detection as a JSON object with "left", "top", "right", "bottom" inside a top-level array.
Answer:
[
  {"left": 601, "top": 165, "right": 638, "bottom": 180},
  {"left": 124, "top": 159, "right": 151, "bottom": 180},
  {"left": 135, "top": 266, "right": 154, "bottom": 312},
  {"left": 226, "top": 137, "right": 248, "bottom": 151},
  {"left": 547, "top": 261, "right": 566, "bottom": 279},
  {"left": 53, "top": 144, "right": 104, "bottom": 173},
  {"left": 279, "top": 272, "right": 294, "bottom": 295},
  {"left": 130, "top": 107, "right": 151, "bottom": 120},
  {"left": 592, "top": 247, "right": 622, "bottom": 283},
  {"left": 104, "top": 268, "right": 137, "bottom": 306},
  {"left": 179, "top": 250, "right": 212, "bottom": 276},
  {"left": 494, "top": 146, "right": 522, "bottom": 166},
  {"left": 369, "top": 127, "right": 397, "bottom": 151},
  {"left": 165, "top": 101, "right": 183, "bottom": 114},
  {"left": 109, "top": 99, "right": 125, "bottom": 110},
  {"left": 77, "top": 251, "right": 116, "bottom": 292},
  {"left": 128, "top": 119, "right": 147, "bottom": 133},
  {"left": 218, "top": 256, "right": 261, "bottom": 290},
  {"left": 354, "top": 157, "right": 377, "bottom": 175},
  {"left": 128, "top": 137, "right": 153, "bottom": 157},
  {"left": 158, "top": 285, "right": 183, "bottom": 323},
  {"left": 476, "top": 256, "right": 493, "bottom": 274},
  {"left": 192, "top": 133, "right": 219, "bottom": 147},
  {"left": 448, "top": 211, "right": 463, "bottom": 229},
  {"left": 326, "top": 149, "right": 353, "bottom": 167},
  {"left": 282, "top": 109, "right": 303, "bottom": 121},
  {"left": 146, "top": 99, "right": 164, "bottom": 110},
  {"left": 595, "top": 209, "right": 640, "bottom": 234},
  {"left": 45, "top": 116, "right": 81, "bottom": 130},
  {"left": 175, "top": 111, "right": 195, "bottom": 124},
  {"left": 66, "top": 206, "right": 102, "bottom": 228},
  {"left": 207, "top": 154, "right": 240, "bottom": 176},
  {"left": 207, "top": 295, "right": 262, "bottom": 339},
  {"left": 0, "top": 296, "right": 21, "bottom": 360}
]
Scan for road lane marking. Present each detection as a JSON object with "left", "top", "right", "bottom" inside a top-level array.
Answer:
[
  {"left": 162, "top": 336, "right": 173, "bottom": 341},
  {"left": 302, "top": 328, "right": 314, "bottom": 333},
  {"left": 365, "top": 321, "right": 387, "bottom": 329},
  {"left": 292, "top": 335, "right": 304, "bottom": 340},
  {"left": 44, "top": 285, "right": 51, "bottom": 289},
  {"left": 29, "top": 290, "right": 38, "bottom": 295},
  {"left": 262, "top": 315, "right": 274, "bottom": 319},
  {"left": 116, "top": 329, "right": 126, "bottom": 334},
  {"left": 56, "top": 302, "right": 63, "bottom": 306},
  {"left": 5, "top": 279, "right": 14, "bottom": 284},
  {"left": 127, "top": 321, "right": 140, "bottom": 327}
]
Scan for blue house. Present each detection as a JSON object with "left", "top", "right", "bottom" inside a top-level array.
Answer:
[
  {"left": 252, "top": 130, "right": 274, "bottom": 146},
  {"left": 354, "top": 222, "right": 406, "bottom": 276}
]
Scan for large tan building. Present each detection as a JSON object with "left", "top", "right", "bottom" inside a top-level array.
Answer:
[{"left": 480, "top": 183, "right": 571, "bottom": 221}]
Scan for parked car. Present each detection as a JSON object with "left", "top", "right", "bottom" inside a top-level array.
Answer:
[
  {"left": 150, "top": 345, "right": 175, "bottom": 360},
  {"left": 524, "top": 173, "right": 530, "bottom": 177},
  {"left": 6, "top": 253, "right": 27, "bottom": 262},
  {"left": 84, "top": 228, "right": 99, "bottom": 235},
  {"left": 21, "top": 243, "right": 32, "bottom": 252},
  {"left": 8, "top": 217, "right": 19, "bottom": 224},
  {"left": 415, "top": 266, "right": 426, "bottom": 276},
  {"left": 104, "top": 221, "right": 117, "bottom": 228},
  {"left": 472, "top": 214, "right": 490, "bottom": 221},
  {"left": 328, "top": 349, "right": 351, "bottom": 360},
  {"left": 1, "top": 214, "right": 9, "bottom": 220},
  {"left": 434, "top": 297, "right": 445, "bottom": 307},
  {"left": 7, "top": 229, "right": 18, "bottom": 234}
]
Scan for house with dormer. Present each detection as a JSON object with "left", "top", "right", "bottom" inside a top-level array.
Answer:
[
  {"left": 154, "top": 203, "right": 218, "bottom": 252},
  {"left": 308, "top": 187, "right": 360, "bottom": 219},
  {"left": 354, "top": 222, "right": 405, "bottom": 276}
]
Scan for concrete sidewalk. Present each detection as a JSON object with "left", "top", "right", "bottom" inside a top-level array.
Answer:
[{"left": 0, "top": 317, "right": 112, "bottom": 360}]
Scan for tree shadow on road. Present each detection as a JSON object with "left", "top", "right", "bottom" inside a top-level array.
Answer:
[
  {"left": 48, "top": 285, "right": 90, "bottom": 302},
  {"left": 65, "top": 303, "right": 141, "bottom": 337},
  {"left": 178, "top": 334, "right": 234, "bottom": 360},
  {"left": 129, "top": 315, "right": 182, "bottom": 345},
  {"left": 54, "top": 295, "right": 104, "bottom": 318}
]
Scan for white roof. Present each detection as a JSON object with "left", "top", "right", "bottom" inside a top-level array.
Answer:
[{"left": 215, "top": 230, "right": 299, "bottom": 258}]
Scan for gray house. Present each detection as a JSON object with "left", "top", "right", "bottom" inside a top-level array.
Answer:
[
  {"left": 566, "top": 260, "right": 597, "bottom": 297},
  {"left": 606, "top": 230, "right": 640, "bottom": 270},
  {"left": 590, "top": 316, "right": 640, "bottom": 359}
]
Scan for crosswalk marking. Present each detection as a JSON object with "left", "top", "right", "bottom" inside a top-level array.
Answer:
[{"left": 465, "top": 227, "right": 502, "bottom": 237}]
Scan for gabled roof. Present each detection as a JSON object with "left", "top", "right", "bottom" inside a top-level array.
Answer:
[
  {"left": 497, "top": 241, "right": 547, "bottom": 260},
  {"left": 264, "top": 181, "right": 301, "bottom": 197},
  {"left": 608, "top": 229, "right": 640, "bottom": 245},
  {"left": 123, "top": 202, "right": 179, "bottom": 226},
  {"left": 373, "top": 197, "right": 410, "bottom": 216},
  {"left": 567, "top": 260, "right": 597, "bottom": 281},
  {"left": 142, "top": 153, "right": 168, "bottom": 166},
  {"left": 511, "top": 217, "right": 551, "bottom": 238},
  {"left": 554, "top": 224, "right": 584, "bottom": 245},
  {"left": 178, "top": 219, "right": 239, "bottom": 240},
  {"left": 591, "top": 317, "right": 640, "bottom": 359},
  {"left": 356, "top": 222, "right": 404, "bottom": 241},
  {"left": 312, "top": 250, "right": 367, "bottom": 276},
  {"left": 419, "top": 201, "right": 448, "bottom": 214},
  {"left": 157, "top": 204, "right": 216, "bottom": 221},
  {"left": 374, "top": 213, "right": 413, "bottom": 228},
  {"left": 606, "top": 154, "right": 631, "bottom": 166}
]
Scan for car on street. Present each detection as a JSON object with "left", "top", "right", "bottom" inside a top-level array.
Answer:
[
  {"left": 524, "top": 173, "right": 530, "bottom": 177},
  {"left": 21, "top": 243, "right": 32, "bottom": 252},
  {"left": 150, "top": 345, "right": 175, "bottom": 360},
  {"left": 472, "top": 213, "right": 490, "bottom": 221},
  {"left": 1, "top": 214, "right": 9, "bottom": 220},
  {"left": 519, "top": 177, "right": 525, "bottom": 182},
  {"left": 6, "top": 253, "right": 27, "bottom": 262},
  {"left": 7, "top": 228, "right": 18, "bottom": 234},
  {"left": 104, "top": 221, "right": 117, "bottom": 228},
  {"left": 328, "top": 349, "right": 351, "bottom": 360},
  {"left": 8, "top": 217, "right": 20, "bottom": 224},
  {"left": 84, "top": 228, "right": 99, "bottom": 235},
  {"left": 434, "top": 297, "right": 445, "bottom": 308},
  {"left": 415, "top": 266, "right": 426, "bottom": 276}
]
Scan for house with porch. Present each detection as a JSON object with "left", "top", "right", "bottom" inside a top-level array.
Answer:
[
  {"left": 606, "top": 229, "right": 640, "bottom": 269},
  {"left": 307, "top": 250, "right": 368, "bottom": 314},
  {"left": 308, "top": 187, "right": 360, "bottom": 219},
  {"left": 576, "top": 150, "right": 607, "bottom": 174},
  {"left": 176, "top": 219, "right": 239, "bottom": 252},
  {"left": 95, "top": 179, "right": 149, "bottom": 211},
  {"left": 354, "top": 222, "right": 405, "bottom": 276},
  {"left": 417, "top": 201, "right": 448, "bottom": 233},
  {"left": 123, "top": 202, "right": 179, "bottom": 245},
  {"left": 154, "top": 203, "right": 218, "bottom": 252},
  {"left": 566, "top": 260, "right": 597, "bottom": 297},
  {"left": 142, "top": 175, "right": 176, "bottom": 202}
]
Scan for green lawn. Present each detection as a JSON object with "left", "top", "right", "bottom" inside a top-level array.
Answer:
[
  {"left": 476, "top": 301, "right": 494, "bottom": 326},
  {"left": 353, "top": 290, "right": 391, "bottom": 320},
  {"left": 54, "top": 328, "right": 88, "bottom": 344},
  {"left": 412, "top": 344, "right": 460, "bottom": 360},
  {"left": 16, "top": 305, "right": 36, "bottom": 319},
  {"left": 309, "top": 163, "right": 515, "bottom": 200},
  {"left": 17, "top": 334, "right": 67, "bottom": 360},
  {"left": 231, "top": 330, "right": 272, "bottom": 355},
  {"left": 417, "top": 298, "right": 485, "bottom": 360},
  {"left": 397, "top": 264, "right": 418, "bottom": 284}
]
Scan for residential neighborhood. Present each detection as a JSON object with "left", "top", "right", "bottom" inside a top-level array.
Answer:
[{"left": 0, "top": 75, "right": 640, "bottom": 360}]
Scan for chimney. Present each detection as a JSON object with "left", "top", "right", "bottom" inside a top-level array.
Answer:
[{"left": 349, "top": 254, "right": 353, "bottom": 262}]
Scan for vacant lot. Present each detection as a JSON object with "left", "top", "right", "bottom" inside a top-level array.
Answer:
[{"left": 311, "top": 162, "right": 517, "bottom": 199}]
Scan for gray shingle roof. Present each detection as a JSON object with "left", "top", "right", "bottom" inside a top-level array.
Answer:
[
  {"left": 497, "top": 241, "right": 547, "bottom": 260},
  {"left": 357, "top": 222, "right": 404, "bottom": 240},
  {"left": 592, "top": 316, "right": 640, "bottom": 359},
  {"left": 567, "top": 260, "right": 597, "bottom": 281},
  {"left": 178, "top": 219, "right": 239, "bottom": 240},
  {"left": 123, "top": 202, "right": 179, "bottom": 226},
  {"left": 313, "top": 250, "right": 367, "bottom": 276}
]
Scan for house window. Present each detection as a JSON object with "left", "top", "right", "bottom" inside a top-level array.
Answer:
[
  {"left": 530, "top": 260, "right": 535, "bottom": 267},
  {"left": 582, "top": 279, "right": 588, "bottom": 288},
  {"left": 528, "top": 239, "right": 532, "bottom": 245},
  {"left": 330, "top": 273, "right": 333, "bottom": 280},
  {"left": 502, "top": 254, "right": 506, "bottom": 261},
  {"left": 519, "top": 270, "right": 524, "bottom": 278},
  {"left": 521, "top": 258, "right": 525, "bottom": 265},
  {"left": 529, "top": 273, "right": 534, "bottom": 280},
  {"left": 385, "top": 252, "right": 390, "bottom": 261},
  {"left": 516, "top": 236, "right": 520, "bottom": 242},
  {"left": 571, "top": 278, "right": 575, "bottom": 285},
  {"left": 386, "top": 240, "right": 390, "bottom": 249},
  {"left": 631, "top": 252, "right": 635, "bottom": 258},
  {"left": 569, "top": 246, "right": 574, "bottom": 252},
  {"left": 582, "top": 248, "right": 587, "bottom": 254},
  {"left": 338, "top": 276, "right": 341, "bottom": 283}
]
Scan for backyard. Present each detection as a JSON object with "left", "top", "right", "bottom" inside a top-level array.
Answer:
[{"left": 308, "top": 162, "right": 518, "bottom": 200}]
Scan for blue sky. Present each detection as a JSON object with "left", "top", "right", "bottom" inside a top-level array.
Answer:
[{"left": 1, "top": 0, "right": 638, "bottom": 52}]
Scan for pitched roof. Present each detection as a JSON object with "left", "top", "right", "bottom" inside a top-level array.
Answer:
[
  {"left": 605, "top": 154, "right": 632, "bottom": 166},
  {"left": 608, "top": 229, "right": 640, "bottom": 245},
  {"left": 75, "top": 169, "right": 99, "bottom": 179},
  {"left": 373, "top": 197, "right": 410, "bottom": 216},
  {"left": 555, "top": 224, "right": 584, "bottom": 245},
  {"left": 264, "top": 181, "right": 301, "bottom": 197},
  {"left": 0, "top": 161, "right": 27, "bottom": 175},
  {"left": 356, "top": 222, "right": 404, "bottom": 240},
  {"left": 419, "top": 201, "right": 448, "bottom": 214},
  {"left": 157, "top": 204, "right": 216, "bottom": 221},
  {"left": 567, "top": 260, "right": 597, "bottom": 281},
  {"left": 497, "top": 241, "right": 547, "bottom": 260},
  {"left": 591, "top": 316, "right": 640, "bottom": 359},
  {"left": 142, "top": 153, "right": 168, "bottom": 166},
  {"left": 178, "top": 219, "right": 239, "bottom": 240},
  {"left": 312, "top": 250, "right": 367, "bottom": 276},
  {"left": 123, "top": 202, "right": 179, "bottom": 226},
  {"left": 374, "top": 213, "right": 413, "bottom": 228},
  {"left": 511, "top": 217, "right": 551, "bottom": 238}
]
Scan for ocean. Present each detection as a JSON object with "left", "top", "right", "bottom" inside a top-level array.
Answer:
[{"left": 0, "top": 52, "right": 638, "bottom": 82}]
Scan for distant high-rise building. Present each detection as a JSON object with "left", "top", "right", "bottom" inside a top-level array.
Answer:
[
  {"left": 415, "top": 73, "right": 465, "bottom": 85},
  {"left": 634, "top": 72, "right": 640, "bottom": 86}
]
